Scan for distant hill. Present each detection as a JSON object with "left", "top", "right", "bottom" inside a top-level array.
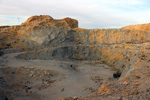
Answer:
[{"left": 122, "top": 23, "right": 150, "bottom": 31}]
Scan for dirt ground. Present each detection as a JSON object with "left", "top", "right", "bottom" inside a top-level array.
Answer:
[{"left": 0, "top": 52, "right": 116, "bottom": 100}]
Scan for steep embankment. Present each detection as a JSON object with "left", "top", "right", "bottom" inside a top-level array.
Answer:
[{"left": 0, "top": 15, "right": 150, "bottom": 100}]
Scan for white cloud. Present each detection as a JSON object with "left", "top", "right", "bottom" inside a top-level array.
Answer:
[
  {"left": 0, "top": 18, "right": 9, "bottom": 22},
  {"left": 108, "top": 0, "right": 144, "bottom": 5}
]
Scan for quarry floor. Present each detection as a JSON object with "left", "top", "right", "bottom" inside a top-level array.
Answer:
[{"left": 0, "top": 52, "right": 116, "bottom": 100}]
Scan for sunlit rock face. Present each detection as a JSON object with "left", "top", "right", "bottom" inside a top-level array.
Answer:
[
  {"left": 0, "top": 15, "right": 150, "bottom": 49},
  {"left": 122, "top": 23, "right": 150, "bottom": 31},
  {"left": 21, "top": 15, "right": 78, "bottom": 28}
]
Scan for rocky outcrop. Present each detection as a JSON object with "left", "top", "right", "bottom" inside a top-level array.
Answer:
[
  {"left": 0, "top": 15, "right": 78, "bottom": 49},
  {"left": 21, "top": 15, "right": 78, "bottom": 29},
  {"left": 122, "top": 23, "right": 150, "bottom": 31}
]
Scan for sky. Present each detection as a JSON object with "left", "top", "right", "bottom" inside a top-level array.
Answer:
[{"left": 0, "top": 0, "right": 150, "bottom": 29}]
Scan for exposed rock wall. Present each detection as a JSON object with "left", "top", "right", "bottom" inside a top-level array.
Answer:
[
  {"left": 1, "top": 15, "right": 150, "bottom": 49},
  {"left": 0, "top": 15, "right": 78, "bottom": 49},
  {"left": 16, "top": 27, "right": 150, "bottom": 49}
]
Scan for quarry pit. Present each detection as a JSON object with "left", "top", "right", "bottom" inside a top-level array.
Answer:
[{"left": 0, "top": 15, "right": 150, "bottom": 100}]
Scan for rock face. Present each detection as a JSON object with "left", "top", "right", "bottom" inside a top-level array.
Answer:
[
  {"left": 0, "top": 15, "right": 150, "bottom": 100},
  {"left": 21, "top": 15, "right": 78, "bottom": 28},
  {"left": 0, "top": 15, "right": 150, "bottom": 49},
  {"left": 0, "top": 15, "right": 78, "bottom": 49},
  {"left": 122, "top": 23, "right": 150, "bottom": 31}
]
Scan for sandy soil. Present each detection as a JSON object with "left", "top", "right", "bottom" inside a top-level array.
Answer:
[{"left": 0, "top": 52, "right": 116, "bottom": 100}]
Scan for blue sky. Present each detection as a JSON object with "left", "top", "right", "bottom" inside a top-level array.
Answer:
[{"left": 0, "top": 0, "right": 150, "bottom": 28}]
